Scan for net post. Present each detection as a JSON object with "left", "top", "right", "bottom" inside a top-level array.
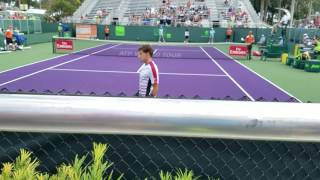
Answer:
[{"left": 52, "top": 36, "right": 56, "bottom": 54}]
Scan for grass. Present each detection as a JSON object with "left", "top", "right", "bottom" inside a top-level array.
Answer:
[
  {"left": 0, "top": 39, "right": 106, "bottom": 72},
  {"left": 0, "top": 42, "right": 58, "bottom": 72},
  {"left": 240, "top": 60, "right": 320, "bottom": 102},
  {"left": 214, "top": 44, "right": 320, "bottom": 103}
]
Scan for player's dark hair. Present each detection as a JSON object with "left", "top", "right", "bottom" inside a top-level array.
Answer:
[{"left": 138, "top": 45, "right": 154, "bottom": 57}]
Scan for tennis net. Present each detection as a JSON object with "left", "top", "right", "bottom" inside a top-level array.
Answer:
[{"left": 52, "top": 37, "right": 247, "bottom": 61}]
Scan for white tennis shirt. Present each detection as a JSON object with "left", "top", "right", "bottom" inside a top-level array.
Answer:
[{"left": 137, "top": 61, "right": 159, "bottom": 97}]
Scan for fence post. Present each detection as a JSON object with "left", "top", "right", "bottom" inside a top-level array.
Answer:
[{"left": 27, "top": 20, "right": 30, "bottom": 34}]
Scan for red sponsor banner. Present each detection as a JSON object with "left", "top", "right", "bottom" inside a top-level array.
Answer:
[
  {"left": 56, "top": 39, "right": 74, "bottom": 50},
  {"left": 229, "top": 45, "right": 248, "bottom": 56}
]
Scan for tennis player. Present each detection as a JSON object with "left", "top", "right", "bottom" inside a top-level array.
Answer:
[{"left": 137, "top": 45, "right": 159, "bottom": 97}]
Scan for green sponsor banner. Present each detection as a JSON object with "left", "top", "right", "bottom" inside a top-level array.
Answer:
[
  {"left": 153, "top": 29, "right": 159, "bottom": 36},
  {"left": 201, "top": 30, "right": 209, "bottom": 38},
  {"left": 166, "top": 33, "right": 172, "bottom": 39},
  {"left": 311, "top": 65, "right": 320, "bottom": 69},
  {"left": 115, "top": 26, "right": 126, "bottom": 37}
]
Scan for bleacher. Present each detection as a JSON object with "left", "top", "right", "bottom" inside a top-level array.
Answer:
[{"left": 72, "top": 0, "right": 262, "bottom": 27}]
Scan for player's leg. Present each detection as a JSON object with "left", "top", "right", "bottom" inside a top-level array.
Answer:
[{"left": 248, "top": 44, "right": 252, "bottom": 60}]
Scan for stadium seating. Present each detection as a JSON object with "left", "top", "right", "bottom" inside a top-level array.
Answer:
[{"left": 73, "top": 0, "right": 264, "bottom": 27}]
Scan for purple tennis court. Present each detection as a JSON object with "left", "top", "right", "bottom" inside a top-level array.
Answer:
[{"left": 0, "top": 43, "right": 299, "bottom": 102}]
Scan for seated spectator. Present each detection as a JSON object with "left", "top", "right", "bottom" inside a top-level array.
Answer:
[
  {"left": 224, "top": 0, "right": 229, "bottom": 6},
  {"left": 314, "top": 36, "right": 320, "bottom": 54},
  {"left": 277, "top": 37, "right": 284, "bottom": 47},
  {"left": 13, "top": 29, "right": 26, "bottom": 50},
  {"left": 5, "top": 26, "right": 15, "bottom": 51},
  {"left": 301, "top": 51, "right": 311, "bottom": 61},
  {"left": 257, "top": 34, "right": 266, "bottom": 46},
  {"left": 303, "top": 34, "right": 313, "bottom": 47}
]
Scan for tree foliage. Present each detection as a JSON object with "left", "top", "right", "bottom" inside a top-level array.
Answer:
[
  {"left": 252, "top": 0, "right": 320, "bottom": 21},
  {"left": 41, "top": 0, "right": 82, "bottom": 22}
]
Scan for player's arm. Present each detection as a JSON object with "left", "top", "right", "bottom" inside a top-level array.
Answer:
[
  {"left": 151, "top": 84, "right": 159, "bottom": 97},
  {"left": 149, "top": 63, "right": 159, "bottom": 97}
]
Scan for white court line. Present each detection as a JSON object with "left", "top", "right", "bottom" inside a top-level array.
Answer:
[
  {"left": 200, "top": 47, "right": 255, "bottom": 101},
  {"left": 50, "top": 68, "right": 228, "bottom": 77},
  {"left": 156, "top": 49, "right": 204, "bottom": 52},
  {"left": 0, "top": 44, "right": 121, "bottom": 87},
  {"left": 213, "top": 47, "right": 302, "bottom": 103},
  {"left": 0, "top": 42, "right": 113, "bottom": 75}
]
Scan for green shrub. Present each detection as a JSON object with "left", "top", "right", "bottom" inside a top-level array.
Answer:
[
  {"left": 157, "top": 169, "right": 219, "bottom": 180},
  {"left": 0, "top": 143, "right": 218, "bottom": 180},
  {"left": 0, "top": 143, "right": 123, "bottom": 180}
]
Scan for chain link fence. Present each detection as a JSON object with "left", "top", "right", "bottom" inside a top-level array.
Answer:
[
  {"left": 1, "top": 131, "right": 320, "bottom": 179},
  {"left": 0, "top": 19, "right": 42, "bottom": 34},
  {"left": 0, "top": 89, "right": 300, "bottom": 103}
]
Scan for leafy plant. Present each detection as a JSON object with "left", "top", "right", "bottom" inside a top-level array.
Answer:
[
  {"left": 159, "top": 170, "right": 172, "bottom": 180},
  {"left": 157, "top": 169, "right": 218, "bottom": 180},
  {"left": 0, "top": 143, "right": 123, "bottom": 180},
  {"left": 0, "top": 144, "right": 217, "bottom": 180}
]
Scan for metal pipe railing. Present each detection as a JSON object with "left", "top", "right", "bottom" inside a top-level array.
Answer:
[{"left": 0, "top": 94, "right": 319, "bottom": 142}]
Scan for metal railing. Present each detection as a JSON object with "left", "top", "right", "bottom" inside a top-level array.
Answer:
[{"left": 0, "top": 94, "right": 319, "bottom": 142}]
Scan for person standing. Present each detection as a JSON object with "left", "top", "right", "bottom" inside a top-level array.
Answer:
[
  {"left": 104, "top": 25, "right": 110, "bottom": 40},
  {"left": 58, "top": 23, "right": 63, "bottom": 37},
  {"left": 280, "top": 13, "right": 289, "bottom": 39},
  {"left": 159, "top": 26, "right": 165, "bottom": 42},
  {"left": 209, "top": 27, "right": 215, "bottom": 44},
  {"left": 226, "top": 27, "right": 233, "bottom": 42},
  {"left": 245, "top": 31, "right": 255, "bottom": 60},
  {"left": 184, "top": 29, "right": 190, "bottom": 43},
  {"left": 137, "top": 45, "right": 160, "bottom": 97}
]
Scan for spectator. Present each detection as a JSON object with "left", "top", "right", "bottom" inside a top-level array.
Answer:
[
  {"left": 141, "top": 2, "right": 210, "bottom": 27},
  {"left": 280, "top": 13, "right": 289, "bottom": 38},
  {"left": 301, "top": 51, "right": 311, "bottom": 61},
  {"left": 314, "top": 36, "right": 320, "bottom": 55},
  {"left": 277, "top": 37, "right": 284, "bottom": 47},
  {"left": 226, "top": 27, "right": 233, "bottom": 42},
  {"left": 257, "top": 34, "right": 266, "bottom": 46},
  {"left": 271, "top": 24, "right": 277, "bottom": 38},
  {"left": 224, "top": 0, "right": 229, "bottom": 6},
  {"left": 303, "top": 34, "right": 313, "bottom": 47},
  {"left": 13, "top": 28, "right": 26, "bottom": 50}
]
